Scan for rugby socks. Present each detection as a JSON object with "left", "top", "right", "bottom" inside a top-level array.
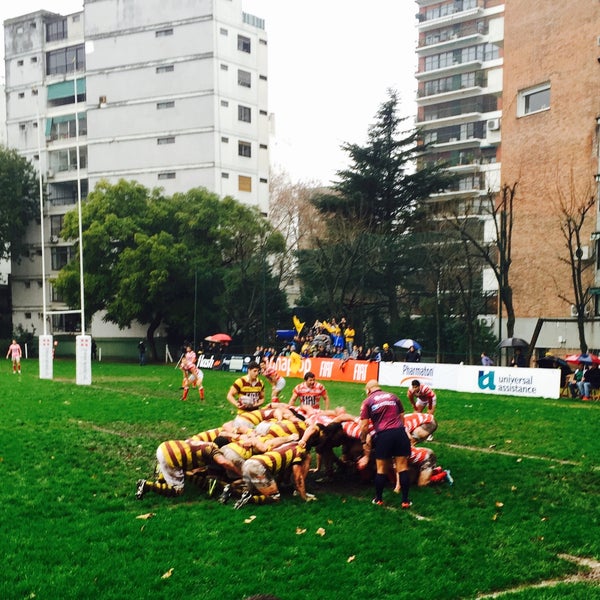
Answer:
[
  {"left": 398, "top": 471, "right": 410, "bottom": 504},
  {"left": 181, "top": 387, "right": 189, "bottom": 401},
  {"left": 374, "top": 473, "right": 388, "bottom": 501},
  {"left": 199, "top": 386, "right": 205, "bottom": 400},
  {"left": 144, "top": 480, "right": 184, "bottom": 497}
]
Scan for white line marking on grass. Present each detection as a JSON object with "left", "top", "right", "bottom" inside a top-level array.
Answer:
[
  {"left": 475, "top": 554, "right": 600, "bottom": 598},
  {"left": 439, "top": 443, "right": 581, "bottom": 467}
]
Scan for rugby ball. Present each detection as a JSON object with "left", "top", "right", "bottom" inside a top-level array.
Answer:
[{"left": 239, "top": 395, "right": 255, "bottom": 408}]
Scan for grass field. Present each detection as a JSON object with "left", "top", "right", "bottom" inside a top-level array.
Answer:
[{"left": 1, "top": 359, "right": 598, "bottom": 600}]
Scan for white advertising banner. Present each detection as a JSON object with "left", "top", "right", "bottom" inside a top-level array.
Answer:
[
  {"left": 39, "top": 334, "right": 53, "bottom": 380},
  {"left": 379, "top": 361, "right": 459, "bottom": 390},
  {"left": 76, "top": 334, "right": 92, "bottom": 385},
  {"left": 457, "top": 365, "right": 560, "bottom": 398},
  {"left": 378, "top": 361, "right": 560, "bottom": 399}
]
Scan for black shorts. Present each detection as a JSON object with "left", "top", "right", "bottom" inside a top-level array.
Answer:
[{"left": 373, "top": 427, "right": 411, "bottom": 460}]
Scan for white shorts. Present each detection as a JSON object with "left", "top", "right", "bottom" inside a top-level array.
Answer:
[{"left": 156, "top": 446, "right": 185, "bottom": 488}]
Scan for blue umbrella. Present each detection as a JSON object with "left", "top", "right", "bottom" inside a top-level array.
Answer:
[{"left": 394, "top": 339, "right": 422, "bottom": 350}]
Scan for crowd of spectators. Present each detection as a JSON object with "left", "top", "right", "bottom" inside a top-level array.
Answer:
[{"left": 251, "top": 318, "right": 413, "bottom": 363}]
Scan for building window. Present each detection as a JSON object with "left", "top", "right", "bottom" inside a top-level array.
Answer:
[
  {"left": 259, "top": 74, "right": 267, "bottom": 81},
  {"left": 238, "top": 34, "right": 251, "bottom": 53},
  {"left": 155, "top": 28, "right": 173, "bottom": 37},
  {"left": 72, "top": 15, "right": 81, "bottom": 23},
  {"left": 158, "top": 172, "right": 176, "bottom": 180},
  {"left": 17, "top": 59, "right": 24, "bottom": 66},
  {"left": 220, "top": 28, "right": 228, "bottom": 36},
  {"left": 259, "top": 144, "right": 267, "bottom": 150},
  {"left": 157, "top": 136, "right": 175, "bottom": 145},
  {"left": 46, "top": 18, "right": 67, "bottom": 42},
  {"left": 46, "top": 44, "right": 85, "bottom": 75},
  {"left": 221, "top": 100, "right": 229, "bottom": 107},
  {"left": 156, "top": 65, "right": 174, "bottom": 73},
  {"left": 260, "top": 178, "right": 268, "bottom": 183},
  {"left": 221, "top": 64, "right": 229, "bottom": 71},
  {"left": 48, "top": 146, "right": 87, "bottom": 172},
  {"left": 238, "top": 69, "right": 251, "bottom": 88},
  {"left": 222, "top": 172, "right": 230, "bottom": 179},
  {"left": 157, "top": 101, "right": 175, "bottom": 109},
  {"left": 50, "top": 215, "right": 64, "bottom": 237},
  {"left": 238, "top": 141, "right": 252, "bottom": 157},
  {"left": 51, "top": 246, "right": 74, "bottom": 270},
  {"left": 238, "top": 175, "right": 252, "bottom": 192},
  {"left": 19, "top": 123, "right": 26, "bottom": 131},
  {"left": 518, "top": 83, "right": 551, "bottom": 116},
  {"left": 48, "top": 115, "right": 87, "bottom": 142},
  {"left": 31, "top": 56, "right": 38, "bottom": 63},
  {"left": 32, "top": 89, "right": 38, "bottom": 96},
  {"left": 238, "top": 105, "right": 251, "bottom": 123},
  {"left": 221, "top": 136, "right": 229, "bottom": 143},
  {"left": 259, "top": 109, "right": 268, "bottom": 116},
  {"left": 18, "top": 92, "right": 25, "bottom": 99}
]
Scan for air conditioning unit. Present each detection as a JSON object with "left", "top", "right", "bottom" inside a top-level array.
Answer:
[
  {"left": 487, "top": 118, "right": 500, "bottom": 131},
  {"left": 50, "top": 235, "right": 59, "bottom": 244},
  {"left": 47, "top": 169, "right": 55, "bottom": 178},
  {"left": 570, "top": 305, "right": 579, "bottom": 317}
]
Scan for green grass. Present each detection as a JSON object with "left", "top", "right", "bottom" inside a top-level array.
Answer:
[{"left": 0, "top": 360, "right": 598, "bottom": 600}]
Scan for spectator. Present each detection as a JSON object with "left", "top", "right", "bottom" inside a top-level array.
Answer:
[
  {"left": 481, "top": 352, "right": 494, "bottom": 366},
  {"left": 581, "top": 362, "right": 600, "bottom": 400},
  {"left": 510, "top": 348, "right": 526, "bottom": 367},
  {"left": 405, "top": 345, "right": 421, "bottom": 363},
  {"left": 344, "top": 324, "right": 356, "bottom": 353},
  {"left": 138, "top": 340, "right": 146, "bottom": 366},
  {"left": 381, "top": 343, "right": 395, "bottom": 362}
]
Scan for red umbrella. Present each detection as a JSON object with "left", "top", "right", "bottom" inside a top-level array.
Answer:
[
  {"left": 205, "top": 333, "right": 232, "bottom": 343},
  {"left": 564, "top": 353, "right": 600, "bottom": 365}
]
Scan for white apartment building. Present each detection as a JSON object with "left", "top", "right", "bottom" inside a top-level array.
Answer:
[
  {"left": 415, "top": 0, "right": 503, "bottom": 321},
  {"left": 4, "top": 0, "right": 268, "bottom": 339}
]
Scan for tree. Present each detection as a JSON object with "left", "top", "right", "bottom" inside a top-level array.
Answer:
[
  {"left": 554, "top": 172, "right": 596, "bottom": 353},
  {"left": 0, "top": 146, "right": 40, "bottom": 262},
  {"left": 54, "top": 180, "right": 289, "bottom": 358},
  {"left": 445, "top": 182, "right": 518, "bottom": 339},
  {"left": 299, "top": 90, "right": 454, "bottom": 339}
]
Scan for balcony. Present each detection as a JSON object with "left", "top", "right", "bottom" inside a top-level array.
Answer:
[
  {"left": 416, "top": 58, "right": 483, "bottom": 80},
  {"left": 418, "top": 2, "right": 484, "bottom": 32},
  {"left": 418, "top": 83, "right": 484, "bottom": 106}
]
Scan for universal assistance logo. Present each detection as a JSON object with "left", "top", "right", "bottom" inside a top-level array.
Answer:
[{"left": 478, "top": 369, "right": 537, "bottom": 395}]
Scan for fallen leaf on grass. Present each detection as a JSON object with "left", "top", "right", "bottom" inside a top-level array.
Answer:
[
  {"left": 492, "top": 513, "right": 499, "bottom": 521},
  {"left": 516, "top": 458, "right": 522, "bottom": 463},
  {"left": 161, "top": 568, "right": 173, "bottom": 579},
  {"left": 327, "top": 519, "right": 333, "bottom": 525},
  {"left": 495, "top": 501, "right": 504, "bottom": 508},
  {"left": 347, "top": 555, "right": 355, "bottom": 563},
  {"left": 136, "top": 512, "right": 155, "bottom": 520},
  {"left": 296, "top": 527, "right": 307, "bottom": 535},
  {"left": 316, "top": 527, "right": 326, "bottom": 536},
  {"left": 244, "top": 515, "right": 257, "bottom": 524},
  {"left": 511, "top": 486, "right": 517, "bottom": 492}
]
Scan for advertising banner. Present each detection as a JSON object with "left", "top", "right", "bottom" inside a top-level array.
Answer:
[
  {"left": 458, "top": 365, "right": 560, "bottom": 398},
  {"left": 274, "top": 356, "right": 379, "bottom": 384},
  {"left": 379, "top": 361, "right": 560, "bottom": 398}
]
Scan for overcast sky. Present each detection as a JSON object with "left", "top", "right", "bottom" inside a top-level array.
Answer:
[{"left": 1, "top": 0, "right": 418, "bottom": 185}]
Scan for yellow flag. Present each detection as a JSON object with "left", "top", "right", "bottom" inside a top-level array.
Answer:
[
  {"left": 293, "top": 315, "right": 305, "bottom": 334},
  {"left": 290, "top": 351, "right": 302, "bottom": 374}
]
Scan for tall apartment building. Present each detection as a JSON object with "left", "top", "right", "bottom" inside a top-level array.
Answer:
[
  {"left": 415, "top": 0, "right": 504, "bottom": 320},
  {"left": 4, "top": 0, "right": 268, "bottom": 339},
  {"left": 416, "top": 0, "right": 600, "bottom": 349}
]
